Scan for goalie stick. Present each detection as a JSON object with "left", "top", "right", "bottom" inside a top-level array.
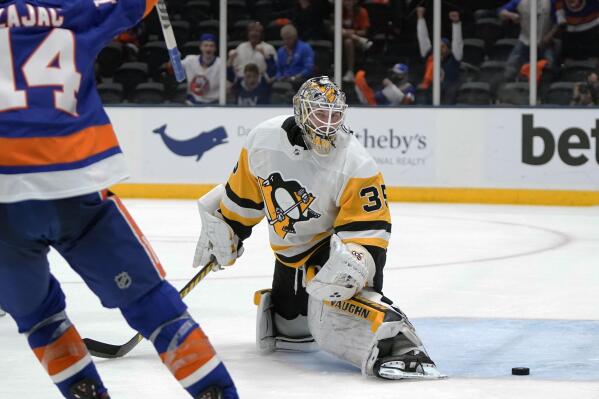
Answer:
[
  {"left": 156, "top": 0, "right": 186, "bottom": 82},
  {"left": 83, "top": 261, "right": 214, "bottom": 359}
]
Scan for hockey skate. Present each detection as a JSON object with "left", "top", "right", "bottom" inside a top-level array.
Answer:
[
  {"left": 373, "top": 349, "right": 445, "bottom": 380},
  {"left": 196, "top": 386, "right": 223, "bottom": 399},
  {"left": 69, "top": 378, "right": 110, "bottom": 399},
  {"left": 369, "top": 331, "right": 445, "bottom": 380}
]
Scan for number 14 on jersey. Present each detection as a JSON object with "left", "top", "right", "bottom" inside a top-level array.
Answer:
[{"left": 0, "top": 29, "right": 81, "bottom": 115}]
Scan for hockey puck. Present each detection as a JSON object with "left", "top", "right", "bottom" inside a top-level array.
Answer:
[{"left": 512, "top": 367, "right": 530, "bottom": 376}]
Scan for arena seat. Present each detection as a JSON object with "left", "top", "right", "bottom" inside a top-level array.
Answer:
[
  {"left": 139, "top": 41, "right": 171, "bottom": 78},
  {"left": 462, "top": 38, "right": 486, "bottom": 66},
  {"left": 271, "top": 81, "right": 295, "bottom": 104},
  {"left": 475, "top": 18, "right": 504, "bottom": 51},
  {"left": 459, "top": 62, "right": 481, "bottom": 83},
  {"left": 231, "top": 20, "right": 252, "bottom": 41},
  {"left": 560, "top": 60, "right": 597, "bottom": 82},
  {"left": 489, "top": 38, "right": 518, "bottom": 61},
  {"left": 130, "top": 82, "right": 167, "bottom": 104},
  {"left": 114, "top": 62, "right": 149, "bottom": 97},
  {"left": 497, "top": 82, "right": 529, "bottom": 105},
  {"left": 97, "top": 42, "right": 124, "bottom": 78},
  {"left": 181, "top": 41, "right": 201, "bottom": 58},
  {"left": 97, "top": 83, "right": 125, "bottom": 105},
  {"left": 543, "top": 82, "right": 576, "bottom": 105},
  {"left": 171, "top": 20, "right": 191, "bottom": 43},
  {"left": 456, "top": 81, "right": 492, "bottom": 105},
  {"left": 309, "top": 40, "right": 333, "bottom": 76},
  {"left": 185, "top": 0, "right": 212, "bottom": 24}
]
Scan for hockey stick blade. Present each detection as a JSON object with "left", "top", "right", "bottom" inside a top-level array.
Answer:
[
  {"left": 83, "top": 334, "right": 143, "bottom": 359},
  {"left": 84, "top": 262, "right": 214, "bottom": 358}
]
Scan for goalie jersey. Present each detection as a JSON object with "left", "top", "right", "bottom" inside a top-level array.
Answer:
[
  {"left": 219, "top": 115, "right": 391, "bottom": 284},
  {"left": 0, "top": 0, "right": 157, "bottom": 202}
]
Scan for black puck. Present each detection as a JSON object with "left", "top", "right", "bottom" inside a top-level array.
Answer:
[{"left": 512, "top": 367, "right": 530, "bottom": 376}]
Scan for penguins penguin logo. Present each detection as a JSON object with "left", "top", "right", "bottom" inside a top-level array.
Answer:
[{"left": 258, "top": 172, "right": 321, "bottom": 239}]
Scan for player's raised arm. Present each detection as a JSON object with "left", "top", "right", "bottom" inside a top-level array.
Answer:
[{"left": 85, "top": 0, "right": 158, "bottom": 47}]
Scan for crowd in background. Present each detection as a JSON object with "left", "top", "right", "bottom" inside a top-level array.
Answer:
[{"left": 96, "top": 0, "right": 599, "bottom": 106}]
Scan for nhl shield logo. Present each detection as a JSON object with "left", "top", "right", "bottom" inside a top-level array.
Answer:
[{"left": 258, "top": 172, "right": 321, "bottom": 239}]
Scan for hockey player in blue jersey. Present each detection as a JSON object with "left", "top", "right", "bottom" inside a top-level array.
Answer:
[{"left": 0, "top": 1, "right": 237, "bottom": 398}]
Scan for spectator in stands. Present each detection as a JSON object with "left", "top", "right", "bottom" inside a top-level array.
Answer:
[
  {"left": 498, "top": 0, "right": 563, "bottom": 81},
  {"left": 571, "top": 72, "right": 599, "bottom": 106},
  {"left": 416, "top": 7, "right": 463, "bottom": 104},
  {"left": 228, "top": 63, "right": 273, "bottom": 105},
  {"left": 293, "top": 0, "right": 326, "bottom": 40},
  {"left": 556, "top": 0, "right": 599, "bottom": 59},
  {"left": 276, "top": 24, "right": 315, "bottom": 86},
  {"left": 354, "top": 63, "right": 415, "bottom": 105},
  {"left": 229, "top": 22, "right": 278, "bottom": 79},
  {"left": 341, "top": 0, "right": 372, "bottom": 82},
  {"left": 181, "top": 33, "right": 222, "bottom": 105}
]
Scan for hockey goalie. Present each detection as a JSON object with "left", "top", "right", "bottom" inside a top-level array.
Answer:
[{"left": 193, "top": 76, "right": 443, "bottom": 380}]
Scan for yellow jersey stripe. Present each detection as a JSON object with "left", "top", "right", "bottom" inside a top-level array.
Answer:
[{"left": 220, "top": 202, "right": 264, "bottom": 227}]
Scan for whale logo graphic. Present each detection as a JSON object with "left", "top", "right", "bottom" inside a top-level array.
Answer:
[{"left": 153, "top": 124, "right": 228, "bottom": 161}]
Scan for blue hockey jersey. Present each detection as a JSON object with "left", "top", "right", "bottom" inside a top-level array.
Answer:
[
  {"left": 556, "top": 0, "right": 599, "bottom": 31},
  {"left": 0, "top": 0, "right": 156, "bottom": 202}
]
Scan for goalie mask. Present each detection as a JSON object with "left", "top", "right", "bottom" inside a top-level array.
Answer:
[{"left": 293, "top": 76, "right": 348, "bottom": 156}]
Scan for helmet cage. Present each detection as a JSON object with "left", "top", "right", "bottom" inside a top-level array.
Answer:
[{"left": 293, "top": 77, "right": 348, "bottom": 155}]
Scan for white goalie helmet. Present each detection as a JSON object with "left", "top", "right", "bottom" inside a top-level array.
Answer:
[{"left": 293, "top": 76, "right": 349, "bottom": 156}]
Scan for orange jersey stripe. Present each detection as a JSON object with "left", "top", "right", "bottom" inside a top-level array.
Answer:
[
  {"left": 144, "top": 0, "right": 158, "bottom": 17},
  {"left": 566, "top": 11, "right": 599, "bottom": 25},
  {"left": 160, "top": 328, "right": 217, "bottom": 381},
  {"left": 32, "top": 326, "right": 89, "bottom": 376},
  {"left": 0, "top": 125, "right": 119, "bottom": 167},
  {"left": 109, "top": 194, "right": 166, "bottom": 278}
]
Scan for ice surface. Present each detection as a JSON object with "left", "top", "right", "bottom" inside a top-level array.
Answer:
[{"left": 1, "top": 201, "right": 598, "bottom": 398}]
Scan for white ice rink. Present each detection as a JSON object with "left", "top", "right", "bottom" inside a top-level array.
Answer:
[{"left": 1, "top": 200, "right": 598, "bottom": 398}]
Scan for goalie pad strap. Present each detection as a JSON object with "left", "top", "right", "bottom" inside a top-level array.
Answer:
[{"left": 307, "top": 289, "right": 425, "bottom": 376}]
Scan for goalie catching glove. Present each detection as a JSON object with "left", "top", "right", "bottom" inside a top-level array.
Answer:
[
  {"left": 193, "top": 185, "right": 243, "bottom": 270},
  {"left": 306, "top": 234, "right": 375, "bottom": 301}
]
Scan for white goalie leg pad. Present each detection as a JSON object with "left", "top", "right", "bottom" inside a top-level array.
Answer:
[
  {"left": 254, "top": 290, "right": 319, "bottom": 354},
  {"left": 307, "top": 288, "right": 438, "bottom": 378}
]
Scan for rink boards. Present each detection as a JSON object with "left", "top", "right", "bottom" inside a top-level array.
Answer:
[{"left": 106, "top": 107, "right": 599, "bottom": 205}]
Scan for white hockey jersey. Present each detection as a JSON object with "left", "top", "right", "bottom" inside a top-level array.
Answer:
[
  {"left": 219, "top": 115, "right": 391, "bottom": 271},
  {"left": 182, "top": 55, "right": 221, "bottom": 104}
]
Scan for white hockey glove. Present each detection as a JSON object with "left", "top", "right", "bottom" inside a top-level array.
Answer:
[
  {"left": 306, "top": 234, "right": 375, "bottom": 301},
  {"left": 193, "top": 185, "right": 243, "bottom": 271}
]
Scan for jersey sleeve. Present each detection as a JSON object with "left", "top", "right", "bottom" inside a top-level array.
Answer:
[
  {"left": 218, "top": 147, "right": 265, "bottom": 241},
  {"left": 84, "top": 0, "right": 157, "bottom": 45},
  {"left": 334, "top": 170, "right": 391, "bottom": 250},
  {"left": 334, "top": 165, "right": 391, "bottom": 291}
]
